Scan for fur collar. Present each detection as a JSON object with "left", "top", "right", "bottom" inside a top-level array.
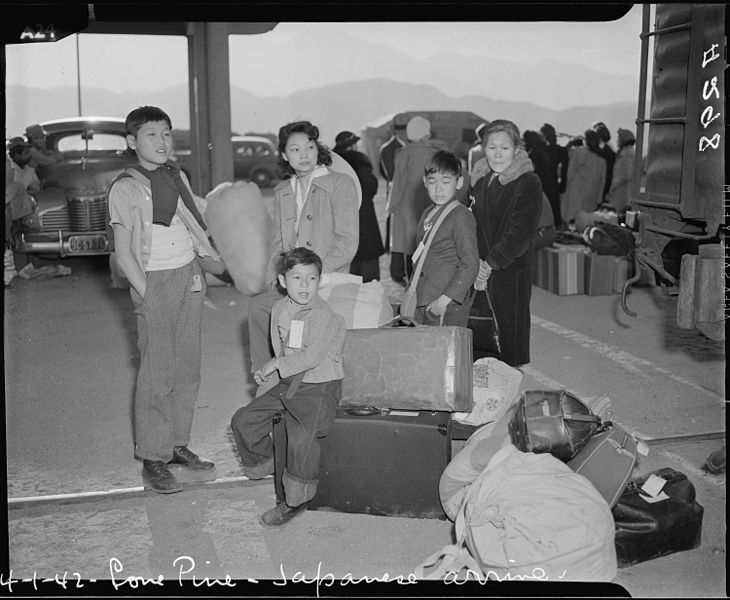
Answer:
[{"left": 472, "top": 148, "right": 535, "bottom": 187}]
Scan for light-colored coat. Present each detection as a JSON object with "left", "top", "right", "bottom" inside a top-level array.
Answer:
[
  {"left": 388, "top": 139, "right": 449, "bottom": 255},
  {"left": 266, "top": 168, "right": 359, "bottom": 285},
  {"left": 560, "top": 147, "right": 606, "bottom": 222}
]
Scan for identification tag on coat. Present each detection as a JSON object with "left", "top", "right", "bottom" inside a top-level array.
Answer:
[{"left": 288, "top": 320, "right": 304, "bottom": 348}]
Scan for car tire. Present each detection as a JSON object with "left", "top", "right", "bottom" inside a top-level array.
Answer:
[{"left": 250, "top": 169, "right": 272, "bottom": 188}]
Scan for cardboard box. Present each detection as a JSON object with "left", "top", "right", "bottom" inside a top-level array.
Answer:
[
  {"left": 533, "top": 245, "right": 586, "bottom": 295},
  {"left": 584, "top": 252, "right": 616, "bottom": 295}
]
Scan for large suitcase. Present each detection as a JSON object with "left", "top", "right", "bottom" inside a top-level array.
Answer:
[
  {"left": 566, "top": 421, "right": 639, "bottom": 508},
  {"left": 340, "top": 323, "right": 473, "bottom": 412},
  {"left": 274, "top": 408, "right": 451, "bottom": 519},
  {"left": 612, "top": 467, "right": 704, "bottom": 567}
]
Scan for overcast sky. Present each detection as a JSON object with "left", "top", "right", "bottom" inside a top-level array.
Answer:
[{"left": 5, "top": 8, "right": 643, "bottom": 97}]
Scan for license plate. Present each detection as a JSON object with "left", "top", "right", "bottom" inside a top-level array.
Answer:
[{"left": 69, "top": 235, "right": 108, "bottom": 253}]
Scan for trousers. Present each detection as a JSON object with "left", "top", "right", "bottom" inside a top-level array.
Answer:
[
  {"left": 130, "top": 259, "right": 205, "bottom": 462},
  {"left": 231, "top": 378, "right": 341, "bottom": 507}
]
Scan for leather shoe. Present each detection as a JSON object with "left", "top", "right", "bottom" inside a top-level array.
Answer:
[
  {"left": 169, "top": 446, "right": 215, "bottom": 470},
  {"left": 259, "top": 502, "right": 309, "bottom": 528},
  {"left": 142, "top": 460, "right": 183, "bottom": 494}
]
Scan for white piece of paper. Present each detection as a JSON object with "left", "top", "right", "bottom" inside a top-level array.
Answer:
[
  {"left": 289, "top": 320, "right": 304, "bottom": 348},
  {"left": 641, "top": 473, "right": 667, "bottom": 497}
]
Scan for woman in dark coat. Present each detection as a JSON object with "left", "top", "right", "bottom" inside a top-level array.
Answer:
[
  {"left": 470, "top": 120, "right": 543, "bottom": 367},
  {"left": 333, "top": 131, "right": 385, "bottom": 282}
]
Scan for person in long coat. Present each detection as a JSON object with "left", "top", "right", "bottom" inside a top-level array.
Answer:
[
  {"left": 605, "top": 128, "right": 636, "bottom": 213},
  {"left": 560, "top": 129, "right": 606, "bottom": 224},
  {"left": 333, "top": 130, "right": 385, "bottom": 282},
  {"left": 470, "top": 119, "right": 543, "bottom": 367},
  {"left": 388, "top": 116, "right": 448, "bottom": 283},
  {"left": 540, "top": 123, "right": 569, "bottom": 227}
]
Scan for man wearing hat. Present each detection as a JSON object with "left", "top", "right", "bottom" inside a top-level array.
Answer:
[
  {"left": 6, "top": 136, "right": 42, "bottom": 279},
  {"left": 333, "top": 131, "right": 384, "bottom": 282},
  {"left": 605, "top": 127, "right": 636, "bottom": 213},
  {"left": 7, "top": 137, "right": 40, "bottom": 194},
  {"left": 25, "top": 124, "right": 62, "bottom": 170},
  {"left": 591, "top": 121, "right": 616, "bottom": 201},
  {"left": 388, "top": 116, "right": 446, "bottom": 285}
]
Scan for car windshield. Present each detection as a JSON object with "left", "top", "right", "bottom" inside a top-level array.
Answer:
[{"left": 56, "top": 133, "right": 128, "bottom": 153}]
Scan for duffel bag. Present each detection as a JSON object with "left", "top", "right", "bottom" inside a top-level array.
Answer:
[
  {"left": 613, "top": 467, "right": 704, "bottom": 567},
  {"left": 416, "top": 444, "right": 617, "bottom": 581},
  {"left": 508, "top": 389, "right": 602, "bottom": 462}
]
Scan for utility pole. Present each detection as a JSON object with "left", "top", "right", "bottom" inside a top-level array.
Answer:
[{"left": 75, "top": 34, "right": 82, "bottom": 116}]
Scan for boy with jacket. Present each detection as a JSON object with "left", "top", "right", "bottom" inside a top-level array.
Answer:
[
  {"left": 413, "top": 150, "right": 479, "bottom": 326},
  {"left": 109, "top": 105, "right": 224, "bottom": 494},
  {"left": 232, "top": 247, "right": 346, "bottom": 528}
]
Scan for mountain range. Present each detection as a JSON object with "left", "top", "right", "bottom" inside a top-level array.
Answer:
[{"left": 6, "top": 78, "right": 638, "bottom": 146}]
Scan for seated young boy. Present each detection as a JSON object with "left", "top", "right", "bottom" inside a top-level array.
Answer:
[
  {"left": 231, "top": 247, "right": 346, "bottom": 528},
  {"left": 413, "top": 150, "right": 480, "bottom": 326}
]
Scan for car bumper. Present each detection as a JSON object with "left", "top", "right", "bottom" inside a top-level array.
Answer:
[{"left": 13, "top": 231, "right": 110, "bottom": 257}]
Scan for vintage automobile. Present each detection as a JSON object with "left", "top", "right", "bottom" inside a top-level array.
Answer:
[
  {"left": 175, "top": 134, "right": 279, "bottom": 188},
  {"left": 12, "top": 117, "right": 137, "bottom": 258}
]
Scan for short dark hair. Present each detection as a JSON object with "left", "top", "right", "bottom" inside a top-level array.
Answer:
[
  {"left": 276, "top": 121, "right": 332, "bottom": 177},
  {"left": 125, "top": 106, "right": 172, "bottom": 136},
  {"left": 424, "top": 150, "right": 462, "bottom": 177},
  {"left": 584, "top": 129, "right": 602, "bottom": 153},
  {"left": 278, "top": 247, "right": 323, "bottom": 276}
]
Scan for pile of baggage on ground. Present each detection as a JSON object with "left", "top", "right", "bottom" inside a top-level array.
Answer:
[
  {"left": 270, "top": 320, "right": 704, "bottom": 582},
  {"left": 532, "top": 209, "right": 639, "bottom": 297}
]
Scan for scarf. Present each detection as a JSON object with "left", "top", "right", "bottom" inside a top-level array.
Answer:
[{"left": 133, "top": 161, "right": 206, "bottom": 230}]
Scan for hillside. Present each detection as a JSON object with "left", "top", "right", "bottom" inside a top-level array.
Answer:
[{"left": 6, "top": 79, "right": 638, "bottom": 145}]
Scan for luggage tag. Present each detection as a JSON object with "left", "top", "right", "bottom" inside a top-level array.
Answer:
[
  {"left": 288, "top": 320, "right": 304, "bottom": 349},
  {"left": 639, "top": 473, "right": 670, "bottom": 503},
  {"left": 191, "top": 274, "right": 202, "bottom": 292}
]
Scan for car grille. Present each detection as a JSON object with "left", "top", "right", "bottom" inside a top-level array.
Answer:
[
  {"left": 68, "top": 192, "right": 108, "bottom": 231},
  {"left": 40, "top": 192, "right": 108, "bottom": 233}
]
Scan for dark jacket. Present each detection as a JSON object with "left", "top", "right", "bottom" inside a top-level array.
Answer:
[
  {"left": 598, "top": 144, "right": 616, "bottom": 199},
  {"left": 414, "top": 199, "right": 479, "bottom": 307},
  {"left": 470, "top": 150, "right": 543, "bottom": 366},
  {"left": 544, "top": 142, "right": 569, "bottom": 225},
  {"left": 337, "top": 149, "right": 385, "bottom": 261}
]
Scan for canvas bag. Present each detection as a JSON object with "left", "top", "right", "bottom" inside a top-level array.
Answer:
[
  {"left": 400, "top": 201, "right": 459, "bottom": 319},
  {"left": 416, "top": 444, "right": 617, "bottom": 582},
  {"left": 317, "top": 272, "right": 393, "bottom": 328}
]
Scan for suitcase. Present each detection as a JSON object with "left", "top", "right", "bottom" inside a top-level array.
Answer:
[
  {"left": 508, "top": 389, "right": 602, "bottom": 462},
  {"left": 274, "top": 408, "right": 451, "bottom": 519},
  {"left": 567, "top": 422, "right": 639, "bottom": 508},
  {"left": 340, "top": 323, "right": 473, "bottom": 412},
  {"left": 612, "top": 467, "right": 704, "bottom": 567}
]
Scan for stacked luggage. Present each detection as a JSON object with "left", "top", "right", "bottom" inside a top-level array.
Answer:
[
  {"left": 274, "top": 322, "right": 474, "bottom": 520},
  {"left": 271, "top": 320, "right": 706, "bottom": 573}
]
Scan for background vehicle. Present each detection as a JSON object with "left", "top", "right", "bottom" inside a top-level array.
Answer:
[
  {"left": 175, "top": 134, "right": 279, "bottom": 188},
  {"left": 13, "top": 117, "right": 136, "bottom": 257},
  {"left": 626, "top": 4, "right": 725, "bottom": 341}
]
